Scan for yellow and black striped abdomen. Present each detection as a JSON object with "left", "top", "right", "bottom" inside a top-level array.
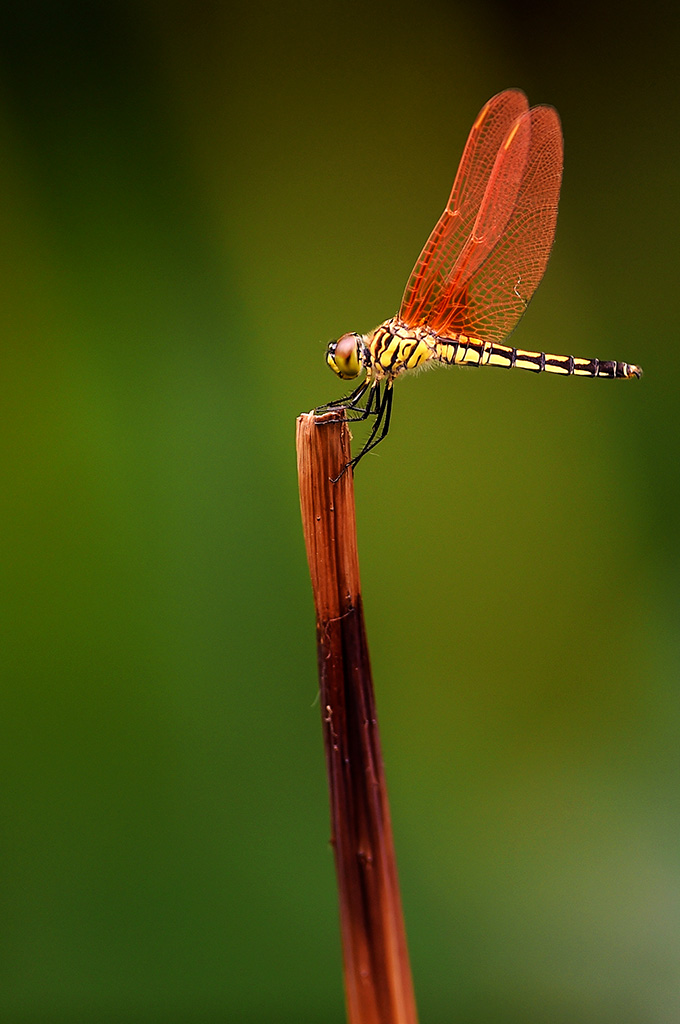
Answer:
[{"left": 433, "top": 334, "right": 643, "bottom": 379}]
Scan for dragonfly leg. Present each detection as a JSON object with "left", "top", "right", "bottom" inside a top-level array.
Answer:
[
  {"left": 351, "top": 381, "right": 379, "bottom": 419},
  {"left": 348, "top": 383, "right": 393, "bottom": 468},
  {"left": 331, "top": 384, "right": 393, "bottom": 480},
  {"left": 316, "top": 378, "right": 371, "bottom": 413},
  {"left": 317, "top": 379, "right": 381, "bottom": 424}
]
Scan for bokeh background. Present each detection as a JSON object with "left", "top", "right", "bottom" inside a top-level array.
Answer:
[{"left": 1, "top": 2, "right": 678, "bottom": 1022}]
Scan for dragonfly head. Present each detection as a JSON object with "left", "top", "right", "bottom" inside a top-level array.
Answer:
[{"left": 326, "top": 333, "right": 365, "bottom": 380}]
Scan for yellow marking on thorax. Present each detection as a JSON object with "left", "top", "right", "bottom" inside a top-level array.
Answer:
[
  {"left": 369, "top": 320, "right": 437, "bottom": 378},
  {"left": 402, "top": 339, "right": 432, "bottom": 371},
  {"left": 373, "top": 333, "right": 401, "bottom": 372}
]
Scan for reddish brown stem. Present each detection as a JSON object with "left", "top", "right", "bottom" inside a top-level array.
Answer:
[{"left": 296, "top": 410, "right": 418, "bottom": 1024}]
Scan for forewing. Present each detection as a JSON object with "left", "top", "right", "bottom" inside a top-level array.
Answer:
[
  {"left": 428, "top": 105, "right": 564, "bottom": 342},
  {"left": 399, "top": 89, "right": 529, "bottom": 328}
]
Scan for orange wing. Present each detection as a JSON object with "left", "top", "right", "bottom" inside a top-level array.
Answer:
[
  {"left": 399, "top": 89, "right": 529, "bottom": 327},
  {"left": 399, "top": 92, "right": 563, "bottom": 345}
]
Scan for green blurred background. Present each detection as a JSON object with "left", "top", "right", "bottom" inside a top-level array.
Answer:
[{"left": 1, "top": 1, "right": 678, "bottom": 1021}]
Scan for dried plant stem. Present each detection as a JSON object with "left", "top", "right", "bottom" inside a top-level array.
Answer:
[{"left": 296, "top": 410, "right": 418, "bottom": 1024}]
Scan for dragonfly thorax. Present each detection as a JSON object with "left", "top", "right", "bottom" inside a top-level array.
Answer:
[{"left": 326, "top": 332, "right": 367, "bottom": 380}]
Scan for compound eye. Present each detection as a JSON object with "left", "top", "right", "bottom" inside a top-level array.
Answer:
[
  {"left": 335, "top": 333, "right": 357, "bottom": 363},
  {"left": 329, "top": 333, "right": 361, "bottom": 379}
]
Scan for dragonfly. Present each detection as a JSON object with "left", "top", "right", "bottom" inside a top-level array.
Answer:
[{"left": 320, "top": 89, "right": 642, "bottom": 472}]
